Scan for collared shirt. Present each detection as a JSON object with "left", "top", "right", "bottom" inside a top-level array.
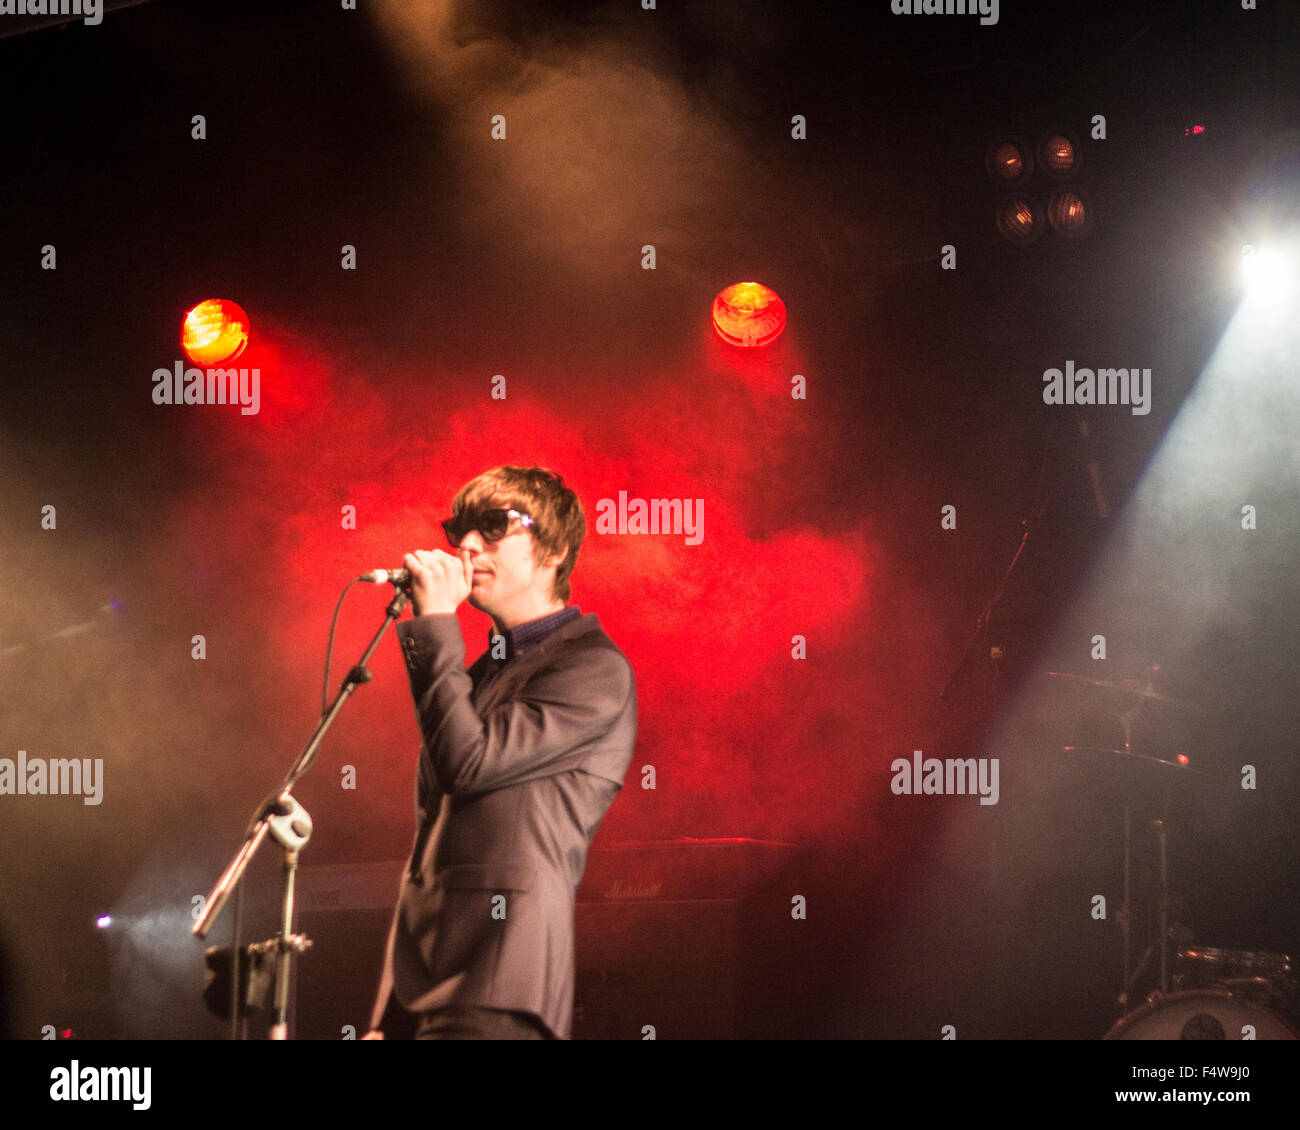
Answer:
[{"left": 472, "top": 604, "right": 582, "bottom": 705}]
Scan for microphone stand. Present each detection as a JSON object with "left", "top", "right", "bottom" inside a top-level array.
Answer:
[
  {"left": 939, "top": 501, "right": 1047, "bottom": 703},
  {"left": 193, "top": 584, "right": 410, "bottom": 1038},
  {"left": 938, "top": 451, "right": 1053, "bottom": 1035}
]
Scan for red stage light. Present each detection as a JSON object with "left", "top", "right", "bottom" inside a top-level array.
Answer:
[
  {"left": 182, "top": 299, "right": 251, "bottom": 366},
  {"left": 711, "top": 281, "right": 787, "bottom": 347}
]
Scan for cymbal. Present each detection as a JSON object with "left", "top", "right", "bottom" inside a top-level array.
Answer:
[{"left": 1046, "top": 671, "right": 1193, "bottom": 709}]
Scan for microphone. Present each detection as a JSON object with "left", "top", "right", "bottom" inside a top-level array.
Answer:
[{"left": 358, "top": 568, "right": 411, "bottom": 586}]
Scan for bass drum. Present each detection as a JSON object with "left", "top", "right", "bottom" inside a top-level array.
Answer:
[{"left": 1105, "top": 990, "right": 1298, "bottom": 1040}]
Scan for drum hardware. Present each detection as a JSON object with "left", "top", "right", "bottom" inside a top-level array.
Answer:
[
  {"left": 1103, "top": 989, "right": 1298, "bottom": 1040},
  {"left": 1174, "top": 946, "right": 1296, "bottom": 1014},
  {"left": 1046, "top": 669, "right": 1195, "bottom": 710},
  {"left": 1046, "top": 666, "right": 1226, "bottom": 1025},
  {"left": 1042, "top": 665, "right": 1288, "bottom": 1038}
]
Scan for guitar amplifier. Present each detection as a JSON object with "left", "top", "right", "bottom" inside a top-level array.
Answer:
[
  {"left": 573, "top": 837, "right": 797, "bottom": 1040},
  {"left": 290, "top": 838, "right": 798, "bottom": 1040},
  {"left": 290, "top": 860, "right": 403, "bottom": 1040}
]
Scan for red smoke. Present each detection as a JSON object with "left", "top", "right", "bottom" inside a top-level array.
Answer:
[{"left": 172, "top": 322, "right": 941, "bottom": 858}]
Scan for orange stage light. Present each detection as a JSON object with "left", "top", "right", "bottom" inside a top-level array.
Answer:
[
  {"left": 711, "top": 281, "right": 787, "bottom": 348},
  {"left": 1037, "top": 132, "right": 1080, "bottom": 179},
  {"left": 1047, "top": 189, "right": 1089, "bottom": 237},
  {"left": 181, "top": 299, "right": 251, "bottom": 366},
  {"left": 995, "top": 195, "right": 1043, "bottom": 244},
  {"left": 985, "top": 138, "right": 1033, "bottom": 186}
]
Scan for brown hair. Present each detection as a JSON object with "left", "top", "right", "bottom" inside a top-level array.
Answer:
[{"left": 451, "top": 466, "right": 586, "bottom": 602}]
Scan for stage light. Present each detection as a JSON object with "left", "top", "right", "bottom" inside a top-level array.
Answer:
[
  {"left": 1241, "top": 244, "right": 1293, "bottom": 296},
  {"left": 181, "top": 299, "right": 251, "bottom": 366},
  {"left": 995, "top": 195, "right": 1043, "bottom": 244},
  {"left": 1047, "top": 188, "right": 1090, "bottom": 237},
  {"left": 711, "top": 281, "right": 788, "bottom": 347},
  {"left": 1037, "top": 132, "right": 1080, "bottom": 179},
  {"left": 96, "top": 915, "right": 112, "bottom": 929},
  {"left": 985, "top": 138, "right": 1033, "bottom": 186}
]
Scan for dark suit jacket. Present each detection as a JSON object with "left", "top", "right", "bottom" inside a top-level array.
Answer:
[{"left": 369, "top": 610, "right": 636, "bottom": 1039}]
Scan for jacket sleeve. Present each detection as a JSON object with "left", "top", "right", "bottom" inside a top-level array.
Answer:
[{"left": 395, "top": 614, "right": 632, "bottom": 796}]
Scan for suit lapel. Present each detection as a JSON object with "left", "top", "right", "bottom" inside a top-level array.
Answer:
[{"left": 471, "top": 614, "right": 599, "bottom": 714}]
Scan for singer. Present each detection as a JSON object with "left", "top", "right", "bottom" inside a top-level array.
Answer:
[{"left": 364, "top": 465, "right": 637, "bottom": 1040}]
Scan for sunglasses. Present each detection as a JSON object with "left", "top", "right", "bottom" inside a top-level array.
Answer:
[{"left": 441, "top": 507, "right": 533, "bottom": 548}]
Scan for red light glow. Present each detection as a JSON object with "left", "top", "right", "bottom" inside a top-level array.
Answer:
[
  {"left": 711, "top": 281, "right": 788, "bottom": 348},
  {"left": 182, "top": 299, "right": 251, "bottom": 366}
]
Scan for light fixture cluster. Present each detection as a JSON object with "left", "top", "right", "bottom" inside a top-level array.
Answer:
[{"left": 985, "top": 131, "right": 1091, "bottom": 245}]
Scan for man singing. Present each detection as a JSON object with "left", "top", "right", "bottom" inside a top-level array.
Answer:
[{"left": 364, "top": 465, "right": 637, "bottom": 1040}]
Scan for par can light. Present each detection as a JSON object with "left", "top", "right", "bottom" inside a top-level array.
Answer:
[
  {"left": 985, "top": 137, "right": 1033, "bottom": 186},
  {"left": 995, "top": 195, "right": 1044, "bottom": 244},
  {"left": 1047, "top": 188, "right": 1090, "bottom": 237},
  {"left": 1037, "top": 131, "right": 1081, "bottom": 180},
  {"left": 182, "top": 299, "right": 251, "bottom": 366},
  {"left": 711, "top": 281, "right": 787, "bottom": 348}
]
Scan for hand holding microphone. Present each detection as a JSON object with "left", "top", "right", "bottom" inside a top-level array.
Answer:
[{"left": 360, "top": 550, "right": 473, "bottom": 617}]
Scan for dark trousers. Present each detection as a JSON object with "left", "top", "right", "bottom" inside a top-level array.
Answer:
[{"left": 414, "top": 1004, "right": 551, "bottom": 1040}]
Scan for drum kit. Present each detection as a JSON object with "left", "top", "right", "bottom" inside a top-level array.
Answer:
[{"left": 1043, "top": 668, "right": 1297, "bottom": 1040}]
